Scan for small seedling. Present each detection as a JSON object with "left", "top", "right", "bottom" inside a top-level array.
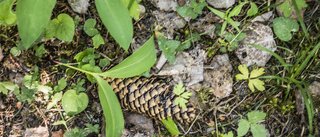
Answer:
[
  {"left": 237, "top": 111, "right": 267, "bottom": 137},
  {"left": 236, "top": 64, "right": 265, "bottom": 92},
  {"left": 173, "top": 82, "right": 192, "bottom": 108},
  {"left": 176, "top": 0, "right": 207, "bottom": 19},
  {"left": 161, "top": 116, "right": 181, "bottom": 135}
]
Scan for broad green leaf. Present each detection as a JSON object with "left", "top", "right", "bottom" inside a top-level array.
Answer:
[
  {"left": 247, "top": 2, "right": 258, "bottom": 16},
  {"left": 102, "top": 36, "right": 156, "bottom": 78},
  {"left": 99, "top": 58, "right": 110, "bottom": 67},
  {"left": 37, "top": 85, "right": 53, "bottom": 95},
  {"left": 52, "top": 14, "right": 75, "bottom": 42},
  {"left": 0, "top": 84, "right": 8, "bottom": 95},
  {"left": 176, "top": 4, "right": 197, "bottom": 19},
  {"left": 81, "top": 64, "right": 102, "bottom": 83},
  {"left": 95, "top": 76, "right": 123, "bottom": 137},
  {"left": 0, "top": 82, "right": 18, "bottom": 91},
  {"left": 173, "top": 83, "right": 185, "bottom": 95},
  {"left": 161, "top": 116, "right": 181, "bottom": 135},
  {"left": 122, "top": 0, "right": 141, "bottom": 20},
  {"left": 250, "top": 124, "right": 266, "bottom": 137},
  {"left": 54, "top": 78, "right": 67, "bottom": 92},
  {"left": 250, "top": 68, "right": 265, "bottom": 78},
  {"left": 47, "top": 92, "right": 62, "bottom": 110},
  {"left": 229, "top": 1, "right": 247, "bottom": 17},
  {"left": 62, "top": 89, "right": 88, "bottom": 115},
  {"left": 248, "top": 79, "right": 265, "bottom": 92},
  {"left": 279, "top": 1, "right": 291, "bottom": 17},
  {"left": 23, "top": 75, "right": 40, "bottom": 89},
  {"left": 181, "top": 91, "right": 192, "bottom": 99},
  {"left": 84, "top": 19, "right": 99, "bottom": 36},
  {"left": 236, "top": 64, "right": 249, "bottom": 81},
  {"left": 16, "top": 0, "right": 56, "bottom": 49},
  {"left": 95, "top": 0, "right": 133, "bottom": 51},
  {"left": 207, "top": 6, "right": 225, "bottom": 18},
  {"left": 92, "top": 34, "right": 105, "bottom": 48},
  {"left": 237, "top": 119, "right": 250, "bottom": 136},
  {"left": 248, "top": 111, "right": 266, "bottom": 123},
  {"left": 193, "top": 0, "right": 207, "bottom": 14},
  {"left": 273, "top": 17, "right": 299, "bottom": 41},
  {"left": 0, "top": 0, "right": 16, "bottom": 26}
]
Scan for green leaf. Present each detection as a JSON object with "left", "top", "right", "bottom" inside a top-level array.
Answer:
[
  {"left": 173, "top": 83, "right": 185, "bottom": 96},
  {"left": 193, "top": 0, "right": 207, "bottom": 14},
  {"left": 61, "top": 89, "right": 89, "bottom": 115},
  {"left": 99, "top": 58, "right": 110, "bottom": 67},
  {"left": 296, "top": 0, "right": 308, "bottom": 10},
  {"left": 174, "top": 97, "right": 188, "bottom": 108},
  {"left": 237, "top": 119, "right": 250, "bottom": 136},
  {"left": 86, "top": 124, "right": 99, "bottom": 134},
  {"left": 122, "top": 0, "right": 141, "bottom": 20},
  {"left": 250, "top": 124, "right": 266, "bottom": 137},
  {"left": 223, "top": 131, "right": 234, "bottom": 137},
  {"left": 54, "top": 78, "right": 67, "bottom": 92},
  {"left": 0, "top": 0, "right": 16, "bottom": 26},
  {"left": 236, "top": 64, "right": 249, "bottom": 81},
  {"left": 247, "top": 2, "right": 258, "bottom": 16},
  {"left": 0, "top": 82, "right": 18, "bottom": 91},
  {"left": 52, "top": 14, "right": 75, "bottom": 42},
  {"left": 229, "top": 1, "right": 247, "bottom": 17},
  {"left": 44, "top": 20, "right": 56, "bottom": 39},
  {"left": 92, "top": 34, "right": 105, "bottom": 48},
  {"left": 95, "top": 0, "right": 133, "bottom": 51},
  {"left": 64, "top": 127, "right": 91, "bottom": 137},
  {"left": 84, "top": 19, "right": 99, "bottom": 36},
  {"left": 10, "top": 47, "right": 21, "bottom": 57},
  {"left": 181, "top": 91, "right": 192, "bottom": 99},
  {"left": 47, "top": 92, "right": 62, "bottom": 110},
  {"left": 248, "top": 111, "right": 266, "bottom": 123},
  {"left": 37, "top": 85, "right": 53, "bottom": 95},
  {"left": 52, "top": 120, "right": 66, "bottom": 126},
  {"left": 158, "top": 36, "right": 180, "bottom": 63},
  {"left": 34, "top": 44, "right": 45, "bottom": 57},
  {"left": 71, "top": 78, "right": 86, "bottom": 93},
  {"left": 248, "top": 79, "right": 265, "bottom": 92},
  {"left": 161, "top": 116, "right": 181, "bottom": 135},
  {"left": 101, "top": 36, "right": 156, "bottom": 78},
  {"left": 16, "top": 0, "right": 56, "bottom": 49},
  {"left": 14, "top": 87, "right": 36, "bottom": 103},
  {"left": 279, "top": 1, "right": 291, "bottom": 17},
  {"left": 81, "top": 64, "right": 102, "bottom": 83},
  {"left": 23, "top": 74, "right": 40, "bottom": 89},
  {"left": 273, "top": 17, "right": 299, "bottom": 41},
  {"left": 94, "top": 76, "right": 124, "bottom": 137},
  {"left": 207, "top": 6, "right": 225, "bottom": 18},
  {"left": 176, "top": 4, "right": 198, "bottom": 19},
  {"left": 250, "top": 68, "right": 265, "bottom": 78}
]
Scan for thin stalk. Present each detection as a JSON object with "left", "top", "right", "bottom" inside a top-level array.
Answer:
[{"left": 291, "top": 0, "right": 309, "bottom": 41}]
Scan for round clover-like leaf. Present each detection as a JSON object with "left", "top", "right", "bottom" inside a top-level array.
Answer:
[
  {"left": 52, "top": 13, "right": 75, "bottom": 42},
  {"left": 84, "top": 19, "right": 99, "bottom": 36},
  {"left": 273, "top": 17, "right": 299, "bottom": 41},
  {"left": 62, "top": 89, "right": 88, "bottom": 115}
]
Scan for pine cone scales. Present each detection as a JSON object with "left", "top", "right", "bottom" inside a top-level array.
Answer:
[{"left": 105, "top": 76, "right": 196, "bottom": 124}]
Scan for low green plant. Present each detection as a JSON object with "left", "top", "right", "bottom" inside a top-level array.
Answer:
[
  {"left": 161, "top": 116, "right": 181, "bottom": 135},
  {"left": 237, "top": 111, "right": 267, "bottom": 137},
  {"left": 248, "top": 42, "right": 320, "bottom": 134},
  {"left": 236, "top": 64, "right": 266, "bottom": 92},
  {"left": 64, "top": 124, "right": 99, "bottom": 137},
  {"left": 219, "top": 31, "right": 246, "bottom": 52},
  {"left": 176, "top": 0, "right": 207, "bottom": 19},
  {"left": 173, "top": 83, "right": 192, "bottom": 109},
  {"left": 84, "top": 18, "right": 105, "bottom": 48},
  {"left": 55, "top": 36, "right": 156, "bottom": 137},
  {"left": 0, "top": 81, "right": 18, "bottom": 95}
]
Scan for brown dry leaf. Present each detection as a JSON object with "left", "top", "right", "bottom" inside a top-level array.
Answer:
[
  {"left": 206, "top": 119, "right": 215, "bottom": 126},
  {"left": 51, "top": 129, "right": 64, "bottom": 137}
]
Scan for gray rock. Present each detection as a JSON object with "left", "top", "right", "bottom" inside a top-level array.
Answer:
[{"left": 206, "top": 0, "right": 235, "bottom": 9}]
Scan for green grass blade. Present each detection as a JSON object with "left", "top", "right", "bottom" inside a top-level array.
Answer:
[
  {"left": 258, "top": 75, "right": 288, "bottom": 83},
  {"left": 246, "top": 43, "right": 290, "bottom": 73},
  {"left": 95, "top": 76, "right": 124, "bottom": 137},
  {"left": 292, "top": 48, "right": 308, "bottom": 74},
  {"left": 295, "top": 83, "right": 313, "bottom": 133},
  {"left": 101, "top": 36, "right": 156, "bottom": 78},
  {"left": 292, "top": 42, "right": 320, "bottom": 79},
  {"left": 95, "top": 0, "right": 133, "bottom": 51},
  {"left": 291, "top": 0, "right": 309, "bottom": 41},
  {"left": 16, "top": 0, "right": 56, "bottom": 50}
]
